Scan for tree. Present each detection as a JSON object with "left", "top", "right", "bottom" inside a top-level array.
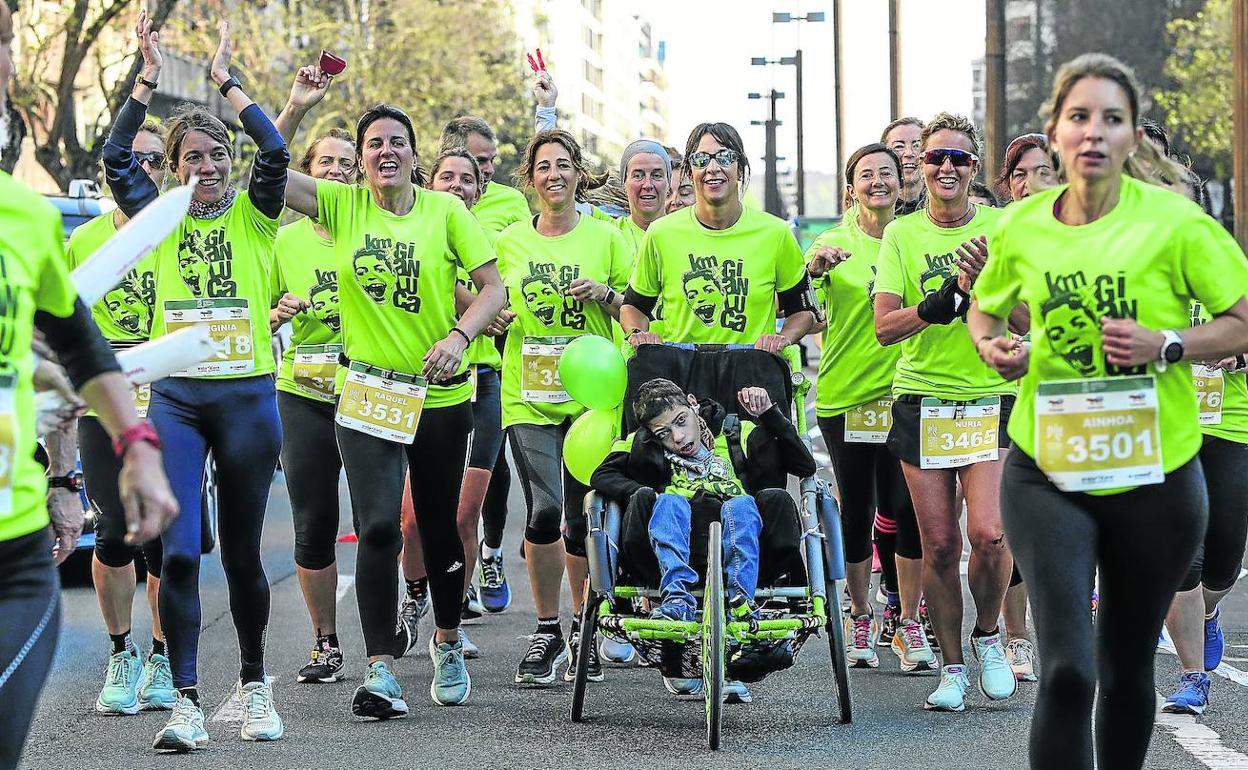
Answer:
[{"left": 1155, "top": 0, "right": 1231, "bottom": 178}]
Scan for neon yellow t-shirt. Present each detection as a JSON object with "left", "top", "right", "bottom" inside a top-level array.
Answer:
[
  {"left": 807, "top": 216, "right": 899, "bottom": 417},
  {"left": 473, "top": 181, "right": 531, "bottom": 239},
  {"left": 1192, "top": 302, "right": 1248, "bottom": 445},
  {"left": 149, "top": 193, "right": 279, "bottom": 378},
  {"left": 629, "top": 206, "right": 806, "bottom": 344},
  {"left": 974, "top": 175, "right": 1248, "bottom": 482},
  {"left": 873, "top": 206, "right": 1013, "bottom": 400},
  {"left": 272, "top": 218, "right": 341, "bottom": 400},
  {"left": 459, "top": 266, "right": 503, "bottom": 371},
  {"left": 65, "top": 212, "right": 156, "bottom": 343},
  {"left": 0, "top": 172, "right": 81, "bottom": 541},
  {"left": 615, "top": 215, "right": 646, "bottom": 255},
  {"left": 316, "top": 181, "right": 496, "bottom": 409},
  {"left": 497, "top": 215, "right": 632, "bottom": 428}
]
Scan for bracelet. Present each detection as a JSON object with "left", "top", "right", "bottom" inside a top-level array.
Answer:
[
  {"left": 136, "top": 74, "right": 158, "bottom": 90},
  {"left": 218, "top": 75, "right": 241, "bottom": 97},
  {"left": 603, "top": 287, "right": 617, "bottom": 305},
  {"left": 112, "top": 422, "right": 162, "bottom": 459},
  {"left": 450, "top": 327, "right": 472, "bottom": 345}
]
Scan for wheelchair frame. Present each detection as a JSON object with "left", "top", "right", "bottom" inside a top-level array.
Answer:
[{"left": 569, "top": 344, "right": 853, "bottom": 749}]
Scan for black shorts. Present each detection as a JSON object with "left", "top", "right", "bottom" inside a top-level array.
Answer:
[{"left": 886, "top": 393, "right": 1015, "bottom": 468}]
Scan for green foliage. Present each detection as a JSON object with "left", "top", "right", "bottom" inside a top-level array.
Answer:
[{"left": 1155, "top": 0, "right": 1232, "bottom": 177}]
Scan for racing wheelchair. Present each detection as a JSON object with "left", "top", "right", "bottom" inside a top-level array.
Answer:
[{"left": 569, "top": 343, "right": 852, "bottom": 749}]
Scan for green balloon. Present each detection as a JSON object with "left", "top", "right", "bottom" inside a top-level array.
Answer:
[
  {"left": 558, "top": 334, "right": 627, "bottom": 410},
  {"left": 564, "top": 407, "right": 621, "bottom": 485}
]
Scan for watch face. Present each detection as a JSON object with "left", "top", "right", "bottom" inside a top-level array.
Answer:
[{"left": 1165, "top": 343, "right": 1184, "bottom": 363}]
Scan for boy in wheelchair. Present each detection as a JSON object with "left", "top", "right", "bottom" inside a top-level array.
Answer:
[{"left": 591, "top": 377, "right": 817, "bottom": 685}]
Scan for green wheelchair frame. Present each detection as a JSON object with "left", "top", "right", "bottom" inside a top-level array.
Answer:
[{"left": 569, "top": 344, "right": 852, "bottom": 749}]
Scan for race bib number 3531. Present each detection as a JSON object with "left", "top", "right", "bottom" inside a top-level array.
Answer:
[
  {"left": 335, "top": 364, "right": 427, "bottom": 444},
  {"left": 919, "top": 396, "right": 1001, "bottom": 469}
]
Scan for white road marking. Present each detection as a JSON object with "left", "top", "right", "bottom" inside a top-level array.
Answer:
[
  {"left": 1158, "top": 631, "right": 1248, "bottom": 688},
  {"left": 336, "top": 574, "right": 355, "bottom": 603},
  {"left": 211, "top": 677, "right": 280, "bottom": 722},
  {"left": 1155, "top": 692, "right": 1248, "bottom": 769}
]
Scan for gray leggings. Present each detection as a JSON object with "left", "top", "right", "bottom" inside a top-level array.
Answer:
[{"left": 507, "top": 421, "right": 589, "bottom": 557}]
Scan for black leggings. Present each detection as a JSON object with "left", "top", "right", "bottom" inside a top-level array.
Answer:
[
  {"left": 337, "top": 401, "right": 472, "bottom": 650},
  {"left": 481, "top": 443, "right": 512, "bottom": 549},
  {"left": 0, "top": 530, "right": 60, "bottom": 770},
  {"left": 277, "top": 392, "right": 343, "bottom": 570},
  {"left": 1002, "top": 447, "right": 1206, "bottom": 770},
  {"left": 1180, "top": 434, "right": 1248, "bottom": 592},
  {"left": 818, "top": 415, "right": 921, "bottom": 565},
  {"left": 508, "top": 421, "right": 589, "bottom": 557},
  {"left": 82, "top": 416, "right": 162, "bottom": 576}
]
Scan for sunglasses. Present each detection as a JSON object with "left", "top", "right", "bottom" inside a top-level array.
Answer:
[
  {"left": 135, "top": 151, "right": 166, "bottom": 167},
  {"left": 688, "top": 149, "right": 739, "bottom": 169},
  {"left": 922, "top": 148, "right": 978, "bottom": 167}
]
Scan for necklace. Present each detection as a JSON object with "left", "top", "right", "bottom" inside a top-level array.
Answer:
[{"left": 927, "top": 203, "right": 974, "bottom": 226}]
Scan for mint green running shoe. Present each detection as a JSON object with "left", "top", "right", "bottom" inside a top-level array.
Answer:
[
  {"left": 152, "top": 696, "right": 208, "bottom": 752},
  {"left": 239, "top": 679, "right": 284, "bottom": 741},
  {"left": 352, "top": 661, "right": 408, "bottom": 719},
  {"left": 140, "top": 653, "right": 176, "bottom": 710},
  {"left": 430, "top": 635, "right": 471, "bottom": 705},
  {"left": 96, "top": 649, "right": 144, "bottom": 715},
  {"left": 970, "top": 631, "right": 1018, "bottom": 701},
  {"left": 925, "top": 664, "right": 970, "bottom": 712}
]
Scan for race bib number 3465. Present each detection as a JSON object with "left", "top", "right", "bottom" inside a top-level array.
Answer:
[{"left": 919, "top": 396, "right": 1001, "bottom": 469}]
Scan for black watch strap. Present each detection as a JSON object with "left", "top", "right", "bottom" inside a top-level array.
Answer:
[
  {"left": 48, "top": 472, "right": 84, "bottom": 492},
  {"left": 136, "top": 74, "right": 158, "bottom": 90},
  {"left": 218, "top": 75, "right": 241, "bottom": 97}
]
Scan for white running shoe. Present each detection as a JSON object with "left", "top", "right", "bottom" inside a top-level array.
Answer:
[
  {"left": 1005, "top": 637, "right": 1038, "bottom": 682},
  {"left": 844, "top": 613, "right": 880, "bottom": 668},
  {"left": 239, "top": 679, "right": 284, "bottom": 741},
  {"left": 892, "top": 619, "right": 937, "bottom": 673},
  {"left": 924, "top": 665, "right": 970, "bottom": 712},
  {"left": 152, "top": 695, "right": 209, "bottom": 752},
  {"left": 970, "top": 632, "right": 1018, "bottom": 700}
]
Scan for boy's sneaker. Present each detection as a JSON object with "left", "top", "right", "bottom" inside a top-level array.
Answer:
[
  {"left": 238, "top": 679, "right": 284, "bottom": 741},
  {"left": 1005, "top": 638, "right": 1038, "bottom": 682},
  {"left": 429, "top": 635, "right": 472, "bottom": 705},
  {"left": 925, "top": 665, "right": 970, "bottom": 712},
  {"left": 970, "top": 631, "right": 1017, "bottom": 701},
  {"left": 1205, "top": 608, "right": 1225, "bottom": 671},
  {"left": 599, "top": 635, "right": 637, "bottom": 665},
  {"left": 1163, "top": 672, "right": 1211, "bottom": 715},
  {"left": 459, "top": 627, "right": 480, "bottom": 659},
  {"left": 97, "top": 649, "right": 144, "bottom": 715},
  {"left": 723, "top": 680, "right": 753, "bottom": 704},
  {"left": 663, "top": 677, "right": 703, "bottom": 697},
  {"left": 651, "top": 600, "right": 696, "bottom": 623},
  {"left": 919, "top": 599, "right": 940, "bottom": 651},
  {"left": 892, "top": 619, "right": 937, "bottom": 673},
  {"left": 139, "top": 653, "right": 176, "bottom": 710},
  {"left": 297, "top": 637, "right": 345, "bottom": 683},
  {"left": 395, "top": 592, "right": 429, "bottom": 658},
  {"left": 845, "top": 613, "right": 880, "bottom": 668},
  {"left": 351, "top": 661, "right": 409, "bottom": 719},
  {"left": 152, "top": 695, "right": 208, "bottom": 752},
  {"left": 515, "top": 632, "right": 569, "bottom": 685},
  {"left": 565, "top": 624, "right": 604, "bottom": 682},
  {"left": 462, "top": 585, "right": 485, "bottom": 623},
  {"left": 478, "top": 546, "right": 513, "bottom": 613},
  {"left": 879, "top": 600, "right": 901, "bottom": 647}
]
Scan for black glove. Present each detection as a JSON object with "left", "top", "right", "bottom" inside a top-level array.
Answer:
[{"left": 916, "top": 275, "right": 969, "bottom": 325}]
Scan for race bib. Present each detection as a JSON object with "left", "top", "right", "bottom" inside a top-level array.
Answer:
[
  {"left": 1193, "top": 365, "right": 1224, "bottom": 426},
  {"left": 164, "top": 298, "right": 254, "bottom": 377},
  {"left": 0, "top": 375, "right": 15, "bottom": 517},
  {"left": 844, "top": 397, "right": 894, "bottom": 444},
  {"left": 292, "top": 343, "right": 341, "bottom": 403},
  {"left": 521, "top": 336, "right": 574, "bottom": 403},
  {"left": 1035, "top": 376, "right": 1163, "bottom": 492},
  {"left": 919, "top": 396, "right": 1001, "bottom": 469},
  {"left": 335, "top": 362, "right": 427, "bottom": 444},
  {"left": 133, "top": 383, "right": 151, "bottom": 420},
  {"left": 469, "top": 365, "right": 479, "bottom": 403}
]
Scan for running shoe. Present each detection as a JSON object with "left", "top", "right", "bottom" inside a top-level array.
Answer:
[
  {"left": 429, "top": 635, "right": 472, "bottom": 706},
  {"left": 879, "top": 600, "right": 901, "bottom": 648},
  {"left": 238, "top": 679, "right": 284, "bottom": 741},
  {"left": 1205, "top": 607, "right": 1225, "bottom": 671},
  {"left": 892, "top": 619, "right": 937, "bottom": 673},
  {"left": 599, "top": 635, "right": 638, "bottom": 665},
  {"left": 970, "top": 631, "right": 1018, "bottom": 700},
  {"left": 478, "top": 545, "right": 513, "bottom": 613},
  {"left": 139, "top": 653, "right": 176, "bottom": 710},
  {"left": 459, "top": 627, "right": 480, "bottom": 659},
  {"left": 97, "top": 649, "right": 144, "bottom": 715},
  {"left": 1162, "top": 672, "right": 1211, "bottom": 715},
  {"left": 723, "top": 680, "right": 753, "bottom": 704},
  {"left": 845, "top": 613, "right": 880, "bottom": 668},
  {"left": 924, "top": 664, "right": 970, "bottom": 712},
  {"left": 395, "top": 592, "right": 429, "bottom": 658},
  {"left": 565, "top": 625, "right": 604, "bottom": 682},
  {"left": 351, "top": 661, "right": 409, "bottom": 720},
  {"left": 919, "top": 598, "right": 939, "bottom": 651},
  {"left": 515, "top": 633, "right": 569, "bottom": 685},
  {"left": 297, "top": 637, "right": 345, "bottom": 683},
  {"left": 462, "top": 584, "right": 485, "bottom": 622},
  {"left": 663, "top": 677, "right": 702, "bottom": 697},
  {"left": 1005, "top": 638, "right": 1038, "bottom": 682},
  {"left": 152, "top": 696, "right": 208, "bottom": 752},
  {"left": 728, "top": 640, "right": 796, "bottom": 682}
]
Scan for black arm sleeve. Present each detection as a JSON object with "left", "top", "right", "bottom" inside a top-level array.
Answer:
[
  {"left": 102, "top": 97, "right": 160, "bottom": 218},
  {"left": 622, "top": 287, "right": 657, "bottom": 319},
  {"left": 35, "top": 300, "right": 122, "bottom": 390},
  {"left": 238, "top": 104, "right": 291, "bottom": 220},
  {"left": 777, "top": 273, "right": 821, "bottom": 321}
]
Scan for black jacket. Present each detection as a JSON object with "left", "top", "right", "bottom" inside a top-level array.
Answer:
[{"left": 591, "top": 398, "right": 817, "bottom": 503}]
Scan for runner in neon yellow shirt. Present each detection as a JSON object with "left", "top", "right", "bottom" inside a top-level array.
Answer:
[
  {"left": 807, "top": 143, "right": 927, "bottom": 673},
  {"left": 968, "top": 53, "right": 1248, "bottom": 768},
  {"left": 873, "top": 112, "right": 1025, "bottom": 713},
  {"left": 282, "top": 70, "right": 505, "bottom": 712}
]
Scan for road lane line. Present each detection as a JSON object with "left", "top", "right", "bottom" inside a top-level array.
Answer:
[
  {"left": 336, "top": 574, "right": 355, "bottom": 603},
  {"left": 1155, "top": 692, "right": 1248, "bottom": 769}
]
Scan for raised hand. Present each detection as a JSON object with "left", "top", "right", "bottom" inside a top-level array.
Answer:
[
  {"left": 135, "top": 8, "right": 163, "bottom": 80},
  {"left": 210, "top": 19, "right": 233, "bottom": 86},
  {"left": 737, "top": 386, "right": 774, "bottom": 417},
  {"left": 807, "top": 245, "right": 850, "bottom": 277},
  {"left": 955, "top": 236, "right": 988, "bottom": 293},
  {"left": 532, "top": 71, "right": 558, "bottom": 109},
  {"left": 288, "top": 65, "right": 331, "bottom": 111}
]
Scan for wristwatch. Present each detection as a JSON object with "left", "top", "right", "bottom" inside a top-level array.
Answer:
[
  {"left": 136, "top": 74, "right": 158, "bottom": 90},
  {"left": 48, "top": 471, "right": 84, "bottom": 493},
  {"left": 218, "top": 75, "right": 242, "bottom": 98},
  {"left": 1158, "top": 329, "right": 1185, "bottom": 372}
]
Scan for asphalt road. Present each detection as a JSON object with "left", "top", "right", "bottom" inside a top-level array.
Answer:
[{"left": 18, "top": 408, "right": 1248, "bottom": 770}]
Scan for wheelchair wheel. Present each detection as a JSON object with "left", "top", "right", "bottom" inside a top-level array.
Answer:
[
  {"left": 703, "top": 521, "right": 725, "bottom": 750},
  {"left": 570, "top": 594, "right": 600, "bottom": 723},
  {"left": 826, "top": 578, "right": 853, "bottom": 724}
]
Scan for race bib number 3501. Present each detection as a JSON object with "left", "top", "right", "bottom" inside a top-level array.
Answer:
[
  {"left": 844, "top": 397, "right": 893, "bottom": 444},
  {"left": 335, "top": 363, "right": 427, "bottom": 444},
  {"left": 919, "top": 396, "right": 1001, "bottom": 469},
  {"left": 1035, "top": 376, "right": 1163, "bottom": 492},
  {"left": 164, "top": 298, "right": 254, "bottom": 377}
]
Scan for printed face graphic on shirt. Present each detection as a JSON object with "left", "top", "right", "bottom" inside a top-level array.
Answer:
[
  {"left": 352, "top": 234, "right": 422, "bottom": 313},
  {"left": 680, "top": 254, "right": 749, "bottom": 333},
  {"left": 520, "top": 262, "right": 586, "bottom": 330},
  {"left": 352, "top": 247, "right": 394, "bottom": 304},
  {"left": 177, "top": 229, "right": 237, "bottom": 298},
  {"left": 1042, "top": 270, "right": 1140, "bottom": 377},
  {"left": 682, "top": 268, "right": 725, "bottom": 327},
  {"left": 104, "top": 275, "right": 151, "bottom": 335},
  {"left": 521, "top": 273, "right": 560, "bottom": 326},
  {"left": 308, "top": 268, "right": 340, "bottom": 333}
]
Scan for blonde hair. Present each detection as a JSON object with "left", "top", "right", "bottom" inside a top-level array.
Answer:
[
  {"left": 1041, "top": 53, "right": 1188, "bottom": 194},
  {"left": 921, "top": 112, "right": 981, "bottom": 157}
]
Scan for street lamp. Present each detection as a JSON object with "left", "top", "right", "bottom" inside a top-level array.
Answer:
[
  {"left": 748, "top": 90, "right": 787, "bottom": 218},
  {"left": 770, "top": 11, "right": 824, "bottom": 217}
]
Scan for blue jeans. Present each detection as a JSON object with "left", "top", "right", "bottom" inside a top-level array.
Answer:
[{"left": 649, "top": 493, "right": 762, "bottom": 619}]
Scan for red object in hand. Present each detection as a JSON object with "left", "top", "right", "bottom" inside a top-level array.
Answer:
[
  {"left": 536, "top": 48, "right": 546, "bottom": 70},
  {"left": 319, "top": 50, "right": 347, "bottom": 76},
  {"left": 526, "top": 52, "right": 539, "bottom": 72}
]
